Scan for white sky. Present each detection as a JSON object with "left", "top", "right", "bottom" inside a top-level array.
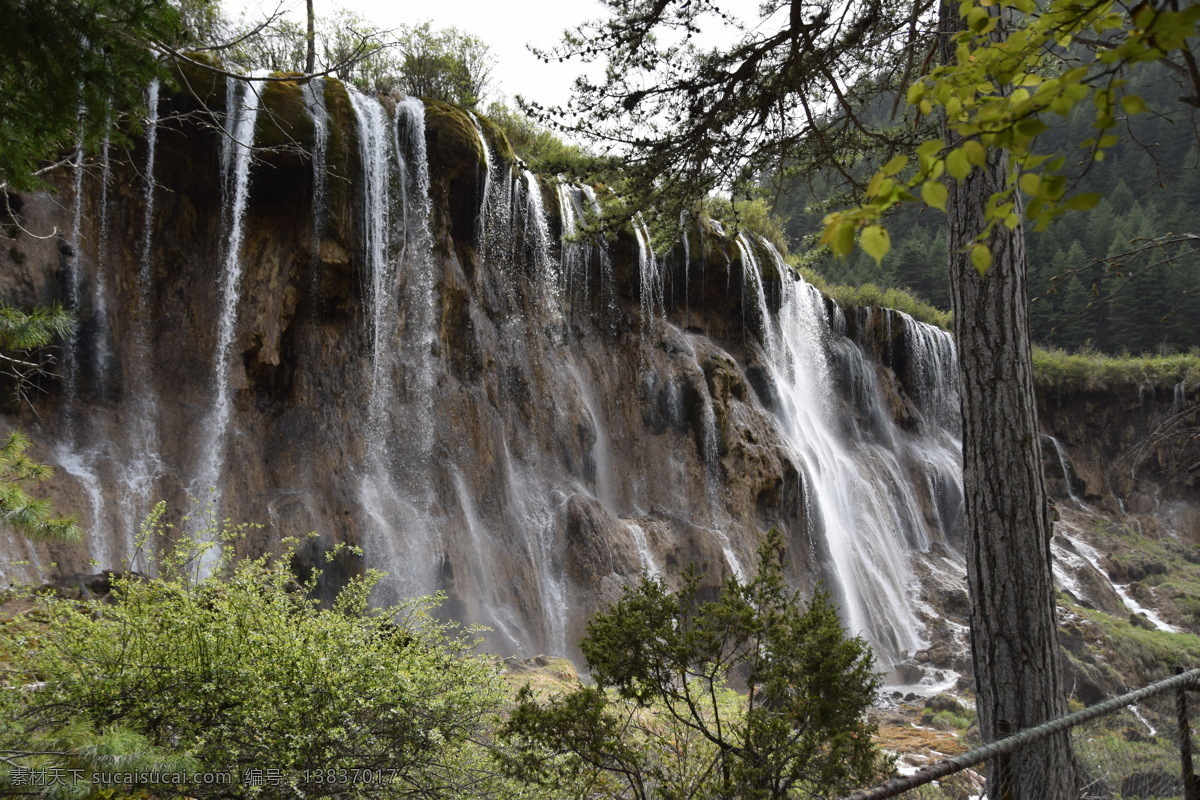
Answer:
[
  {"left": 221, "top": 0, "right": 773, "bottom": 110},
  {"left": 222, "top": 0, "right": 611, "bottom": 109}
]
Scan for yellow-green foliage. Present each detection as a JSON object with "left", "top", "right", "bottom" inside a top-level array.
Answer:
[
  {"left": 483, "top": 102, "right": 589, "bottom": 172},
  {"left": 702, "top": 196, "right": 790, "bottom": 254},
  {"left": 1032, "top": 347, "right": 1200, "bottom": 391},
  {"left": 1, "top": 504, "right": 503, "bottom": 798},
  {"left": 796, "top": 267, "right": 954, "bottom": 330}
]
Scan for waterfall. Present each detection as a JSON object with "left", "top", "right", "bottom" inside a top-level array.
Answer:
[
  {"left": 1046, "top": 434, "right": 1090, "bottom": 510},
  {"left": 92, "top": 127, "right": 113, "bottom": 384},
  {"left": 509, "top": 449, "right": 569, "bottom": 656},
  {"left": 350, "top": 94, "right": 441, "bottom": 606},
  {"left": 304, "top": 78, "right": 328, "bottom": 303},
  {"left": 626, "top": 523, "right": 661, "bottom": 578},
  {"left": 569, "top": 362, "right": 615, "bottom": 510},
  {"left": 56, "top": 136, "right": 111, "bottom": 566},
  {"left": 1063, "top": 533, "right": 1179, "bottom": 632},
  {"left": 468, "top": 112, "right": 492, "bottom": 229},
  {"left": 64, "top": 138, "right": 86, "bottom": 403},
  {"left": 742, "top": 239, "right": 961, "bottom": 666},
  {"left": 576, "top": 184, "right": 617, "bottom": 325},
  {"left": 351, "top": 91, "right": 413, "bottom": 604},
  {"left": 681, "top": 212, "right": 692, "bottom": 322},
  {"left": 634, "top": 217, "right": 660, "bottom": 362},
  {"left": 453, "top": 468, "right": 524, "bottom": 652},
  {"left": 192, "top": 76, "right": 262, "bottom": 547},
  {"left": 10, "top": 88, "right": 984, "bottom": 668},
  {"left": 121, "top": 77, "right": 165, "bottom": 557},
  {"left": 903, "top": 312, "right": 959, "bottom": 432},
  {"left": 522, "top": 170, "right": 560, "bottom": 314},
  {"left": 395, "top": 97, "right": 436, "bottom": 482},
  {"left": 555, "top": 180, "right": 580, "bottom": 305}
]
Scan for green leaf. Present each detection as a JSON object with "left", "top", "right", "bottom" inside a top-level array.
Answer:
[
  {"left": 866, "top": 171, "right": 886, "bottom": 197},
  {"left": 962, "top": 140, "right": 987, "bottom": 167},
  {"left": 834, "top": 221, "right": 856, "bottom": 257},
  {"left": 916, "top": 138, "right": 944, "bottom": 158},
  {"left": 881, "top": 154, "right": 909, "bottom": 176},
  {"left": 967, "top": 6, "right": 992, "bottom": 31},
  {"left": 921, "top": 180, "right": 948, "bottom": 211},
  {"left": 1015, "top": 118, "right": 1049, "bottom": 138},
  {"left": 947, "top": 148, "right": 972, "bottom": 180},
  {"left": 1019, "top": 172, "right": 1041, "bottom": 196},
  {"left": 1120, "top": 94, "right": 1148, "bottom": 114},
  {"left": 970, "top": 243, "right": 992, "bottom": 276},
  {"left": 860, "top": 225, "right": 891, "bottom": 266}
]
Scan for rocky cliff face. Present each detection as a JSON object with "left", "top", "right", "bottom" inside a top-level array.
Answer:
[
  {"left": 0, "top": 71, "right": 967, "bottom": 669},
  {"left": 1, "top": 69, "right": 1189, "bottom": 682}
]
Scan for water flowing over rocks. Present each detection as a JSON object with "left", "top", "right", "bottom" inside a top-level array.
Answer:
[{"left": 1, "top": 69, "right": 1194, "bottom": 680}]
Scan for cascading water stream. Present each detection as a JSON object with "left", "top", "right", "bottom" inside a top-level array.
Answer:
[
  {"left": 1046, "top": 434, "right": 1090, "bottom": 510},
  {"left": 304, "top": 78, "right": 328, "bottom": 303},
  {"left": 634, "top": 217, "right": 661, "bottom": 363},
  {"left": 903, "top": 311, "right": 959, "bottom": 432},
  {"left": 350, "top": 94, "right": 441, "bottom": 605},
  {"left": 452, "top": 468, "right": 524, "bottom": 652},
  {"left": 118, "top": 77, "right": 166, "bottom": 558},
  {"left": 55, "top": 134, "right": 112, "bottom": 567},
  {"left": 741, "top": 239, "right": 960, "bottom": 665},
  {"left": 500, "top": 442, "right": 568, "bottom": 655},
  {"left": 64, "top": 139, "right": 86, "bottom": 403},
  {"left": 567, "top": 362, "right": 614, "bottom": 510},
  {"left": 394, "top": 97, "right": 437, "bottom": 484},
  {"left": 351, "top": 92, "right": 413, "bottom": 603},
  {"left": 521, "top": 170, "right": 561, "bottom": 316},
  {"left": 626, "top": 523, "right": 661, "bottom": 578},
  {"left": 192, "top": 76, "right": 262, "bottom": 565},
  {"left": 468, "top": 112, "right": 492, "bottom": 230},
  {"left": 92, "top": 126, "right": 114, "bottom": 383}
]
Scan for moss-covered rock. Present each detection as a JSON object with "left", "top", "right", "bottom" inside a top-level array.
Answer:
[
  {"left": 257, "top": 76, "right": 316, "bottom": 150},
  {"left": 474, "top": 111, "right": 517, "bottom": 166},
  {"left": 424, "top": 98, "right": 487, "bottom": 182},
  {"left": 166, "top": 52, "right": 225, "bottom": 110}
]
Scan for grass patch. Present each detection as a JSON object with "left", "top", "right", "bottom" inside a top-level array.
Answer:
[
  {"left": 794, "top": 265, "right": 954, "bottom": 330},
  {"left": 1032, "top": 347, "right": 1200, "bottom": 392},
  {"left": 1063, "top": 594, "right": 1200, "bottom": 679}
]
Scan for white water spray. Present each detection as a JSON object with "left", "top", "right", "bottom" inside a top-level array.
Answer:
[{"left": 192, "top": 77, "right": 262, "bottom": 559}]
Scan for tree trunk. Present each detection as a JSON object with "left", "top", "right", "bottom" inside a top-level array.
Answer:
[
  {"left": 305, "top": 0, "right": 316, "bottom": 75},
  {"left": 939, "top": 4, "right": 1077, "bottom": 799}
]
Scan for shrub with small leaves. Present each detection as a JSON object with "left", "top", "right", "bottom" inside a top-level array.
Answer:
[{"left": 1, "top": 503, "right": 503, "bottom": 799}]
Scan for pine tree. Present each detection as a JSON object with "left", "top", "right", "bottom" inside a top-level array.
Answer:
[{"left": 0, "top": 305, "right": 79, "bottom": 542}]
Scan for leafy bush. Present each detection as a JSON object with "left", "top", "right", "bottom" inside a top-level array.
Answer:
[
  {"left": 1032, "top": 346, "right": 1200, "bottom": 391},
  {"left": 702, "top": 196, "right": 790, "bottom": 254},
  {"left": 0, "top": 504, "right": 502, "bottom": 799},
  {"left": 484, "top": 102, "right": 596, "bottom": 174},
  {"left": 499, "top": 528, "right": 888, "bottom": 800},
  {"left": 795, "top": 268, "right": 953, "bottom": 330}
]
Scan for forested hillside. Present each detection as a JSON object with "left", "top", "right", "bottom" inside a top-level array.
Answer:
[{"left": 777, "top": 61, "right": 1200, "bottom": 355}]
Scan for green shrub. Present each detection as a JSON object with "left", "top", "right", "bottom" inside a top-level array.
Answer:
[
  {"left": 1032, "top": 346, "right": 1200, "bottom": 391},
  {"left": 498, "top": 528, "right": 888, "bottom": 800},
  {"left": 0, "top": 504, "right": 503, "bottom": 799},
  {"left": 793, "top": 269, "right": 953, "bottom": 330},
  {"left": 702, "top": 196, "right": 791, "bottom": 254}
]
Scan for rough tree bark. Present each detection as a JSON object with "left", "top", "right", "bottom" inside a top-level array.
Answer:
[
  {"left": 305, "top": 0, "right": 316, "bottom": 75},
  {"left": 941, "top": 5, "right": 1077, "bottom": 797}
]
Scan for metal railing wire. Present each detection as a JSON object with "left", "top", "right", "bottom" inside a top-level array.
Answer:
[{"left": 838, "top": 666, "right": 1200, "bottom": 800}]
